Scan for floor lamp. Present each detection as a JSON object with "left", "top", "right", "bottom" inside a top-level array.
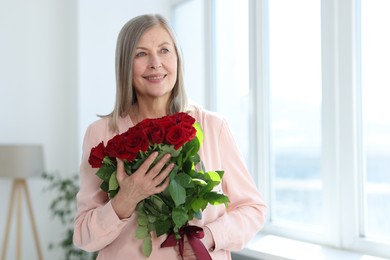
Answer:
[{"left": 0, "top": 145, "right": 44, "bottom": 260}]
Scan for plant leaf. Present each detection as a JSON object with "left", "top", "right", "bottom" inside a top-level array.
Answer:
[
  {"left": 206, "top": 171, "right": 221, "bottom": 185},
  {"left": 193, "top": 122, "right": 204, "bottom": 145},
  {"left": 99, "top": 181, "right": 109, "bottom": 192},
  {"left": 172, "top": 207, "right": 188, "bottom": 228},
  {"left": 169, "top": 179, "right": 186, "bottom": 206},
  {"left": 142, "top": 235, "right": 152, "bottom": 257},
  {"left": 216, "top": 170, "right": 224, "bottom": 179},
  {"left": 175, "top": 173, "right": 193, "bottom": 188},
  {"left": 96, "top": 165, "right": 114, "bottom": 182},
  {"left": 137, "top": 215, "right": 149, "bottom": 226},
  {"left": 108, "top": 171, "right": 119, "bottom": 191},
  {"left": 155, "top": 219, "right": 172, "bottom": 237},
  {"left": 192, "top": 178, "right": 207, "bottom": 186},
  {"left": 204, "top": 192, "right": 230, "bottom": 205},
  {"left": 191, "top": 197, "right": 207, "bottom": 212},
  {"left": 135, "top": 225, "right": 149, "bottom": 239},
  {"left": 161, "top": 144, "right": 180, "bottom": 157},
  {"left": 150, "top": 195, "right": 166, "bottom": 212}
]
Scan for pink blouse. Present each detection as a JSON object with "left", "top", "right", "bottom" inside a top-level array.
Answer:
[{"left": 73, "top": 106, "right": 267, "bottom": 259}]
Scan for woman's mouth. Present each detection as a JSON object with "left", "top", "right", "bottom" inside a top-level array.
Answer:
[{"left": 143, "top": 74, "right": 166, "bottom": 81}]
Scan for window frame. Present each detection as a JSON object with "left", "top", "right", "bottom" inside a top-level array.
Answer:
[{"left": 170, "top": 0, "right": 390, "bottom": 258}]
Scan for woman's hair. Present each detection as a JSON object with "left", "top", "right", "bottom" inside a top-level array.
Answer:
[{"left": 107, "top": 14, "right": 188, "bottom": 132}]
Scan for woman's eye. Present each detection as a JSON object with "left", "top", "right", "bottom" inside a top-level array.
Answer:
[
  {"left": 136, "top": 51, "right": 146, "bottom": 57},
  {"left": 161, "top": 48, "right": 169, "bottom": 54}
]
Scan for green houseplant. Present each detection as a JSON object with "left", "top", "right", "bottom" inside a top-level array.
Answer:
[{"left": 42, "top": 172, "right": 97, "bottom": 260}]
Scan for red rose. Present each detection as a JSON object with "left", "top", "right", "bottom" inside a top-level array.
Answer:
[
  {"left": 155, "top": 115, "right": 176, "bottom": 129},
  {"left": 88, "top": 141, "right": 107, "bottom": 168},
  {"left": 106, "top": 134, "right": 127, "bottom": 159},
  {"left": 175, "top": 113, "right": 196, "bottom": 125},
  {"left": 137, "top": 118, "right": 154, "bottom": 129},
  {"left": 143, "top": 125, "right": 165, "bottom": 144},
  {"left": 182, "top": 123, "right": 196, "bottom": 141},
  {"left": 165, "top": 124, "right": 195, "bottom": 149},
  {"left": 123, "top": 129, "right": 149, "bottom": 154}
]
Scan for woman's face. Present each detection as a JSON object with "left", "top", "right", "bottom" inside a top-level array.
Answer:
[{"left": 132, "top": 25, "right": 178, "bottom": 103}]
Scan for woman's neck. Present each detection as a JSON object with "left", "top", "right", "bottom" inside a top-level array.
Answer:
[{"left": 130, "top": 102, "right": 168, "bottom": 125}]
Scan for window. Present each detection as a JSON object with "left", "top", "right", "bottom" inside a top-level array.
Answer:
[
  {"left": 171, "top": 0, "right": 206, "bottom": 108},
  {"left": 268, "top": 0, "right": 323, "bottom": 229},
  {"left": 171, "top": 0, "right": 390, "bottom": 258},
  {"left": 359, "top": 0, "right": 390, "bottom": 241},
  {"left": 214, "top": 0, "right": 251, "bottom": 166}
]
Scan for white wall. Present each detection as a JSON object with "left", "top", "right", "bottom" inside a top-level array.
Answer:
[
  {"left": 0, "top": 0, "right": 78, "bottom": 259},
  {"left": 0, "top": 0, "right": 170, "bottom": 259}
]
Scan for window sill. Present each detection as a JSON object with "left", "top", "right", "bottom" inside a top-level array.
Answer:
[{"left": 233, "top": 234, "right": 387, "bottom": 260}]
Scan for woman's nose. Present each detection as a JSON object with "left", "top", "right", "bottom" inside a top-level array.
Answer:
[{"left": 149, "top": 55, "right": 162, "bottom": 69}]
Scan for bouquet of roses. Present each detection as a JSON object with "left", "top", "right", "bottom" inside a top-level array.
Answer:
[{"left": 88, "top": 112, "right": 229, "bottom": 258}]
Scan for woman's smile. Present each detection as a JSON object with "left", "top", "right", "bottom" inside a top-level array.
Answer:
[{"left": 143, "top": 73, "right": 167, "bottom": 82}]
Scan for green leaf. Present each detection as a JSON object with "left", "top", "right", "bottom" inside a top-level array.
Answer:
[
  {"left": 155, "top": 219, "right": 172, "bottom": 237},
  {"left": 191, "top": 154, "right": 201, "bottom": 165},
  {"left": 192, "top": 178, "right": 207, "bottom": 186},
  {"left": 169, "top": 165, "right": 178, "bottom": 181},
  {"left": 161, "top": 144, "right": 180, "bottom": 157},
  {"left": 142, "top": 235, "right": 152, "bottom": 257},
  {"left": 168, "top": 179, "right": 186, "bottom": 206},
  {"left": 191, "top": 197, "right": 207, "bottom": 212},
  {"left": 216, "top": 170, "right": 224, "bottom": 179},
  {"left": 96, "top": 165, "right": 114, "bottom": 182},
  {"left": 137, "top": 215, "right": 149, "bottom": 226},
  {"left": 150, "top": 195, "right": 166, "bottom": 212},
  {"left": 147, "top": 215, "right": 157, "bottom": 223},
  {"left": 172, "top": 207, "right": 188, "bottom": 228},
  {"left": 108, "top": 189, "right": 118, "bottom": 199},
  {"left": 199, "top": 183, "right": 215, "bottom": 196},
  {"left": 144, "top": 199, "right": 163, "bottom": 217},
  {"left": 206, "top": 171, "right": 221, "bottom": 185},
  {"left": 103, "top": 156, "right": 115, "bottom": 166},
  {"left": 182, "top": 160, "right": 194, "bottom": 174},
  {"left": 159, "top": 191, "right": 175, "bottom": 209},
  {"left": 187, "top": 137, "right": 200, "bottom": 157},
  {"left": 136, "top": 201, "right": 145, "bottom": 213},
  {"left": 99, "top": 181, "right": 109, "bottom": 193},
  {"left": 175, "top": 173, "right": 194, "bottom": 188},
  {"left": 204, "top": 192, "right": 230, "bottom": 205},
  {"left": 193, "top": 122, "right": 204, "bottom": 145},
  {"left": 108, "top": 171, "right": 119, "bottom": 191},
  {"left": 135, "top": 225, "right": 149, "bottom": 239}
]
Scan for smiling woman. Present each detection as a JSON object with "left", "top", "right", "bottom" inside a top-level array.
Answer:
[
  {"left": 73, "top": 14, "right": 267, "bottom": 260},
  {"left": 131, "top": 25, "right": 178, "bottom": 115}
]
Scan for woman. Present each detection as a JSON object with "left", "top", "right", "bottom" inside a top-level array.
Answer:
[{"left": 73, "top": 14, "right": 267, "bottom": 260}]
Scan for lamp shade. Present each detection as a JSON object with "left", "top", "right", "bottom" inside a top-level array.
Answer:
[{"left": 0, "top": 145, "right": 44, "bottom": 178}]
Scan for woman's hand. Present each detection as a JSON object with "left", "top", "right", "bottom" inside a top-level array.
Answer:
[
  {"left": 176, "top": 226, "right": 215, "bottom": 260},
  {"left": 111, "top": 152, "right": 173, "bottom": 219},
  {"left": 176, "top": 235, "right": 197, "bottom": 260}
]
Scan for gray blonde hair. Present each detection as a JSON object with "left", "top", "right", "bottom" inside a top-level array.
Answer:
[{"left": 107, "top": 14, "right": 188, "bottom": 132}]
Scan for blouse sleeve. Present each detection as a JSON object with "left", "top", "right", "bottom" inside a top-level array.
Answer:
[
  {"left": 73, "top": 124, "right": 130, "bottom": 252},
  {"left": 205, "top": 118, "right": 267, "bottom": 252}
]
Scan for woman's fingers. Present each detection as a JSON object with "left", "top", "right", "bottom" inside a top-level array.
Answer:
[
  {"left": 117, "top": 152, "right": 174, "bottom": 199},
  {"left": 147, "top": 153, "right": 171, "bottom": 177},
  {"left": 116, "top": 158, "right": 126, "bottom": 183},
  {"left": 153, "top": 162, "right": 173, "bottom": 182},
  {"left": 135, "top": 151, "right": 159, "bottom": 175}
]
